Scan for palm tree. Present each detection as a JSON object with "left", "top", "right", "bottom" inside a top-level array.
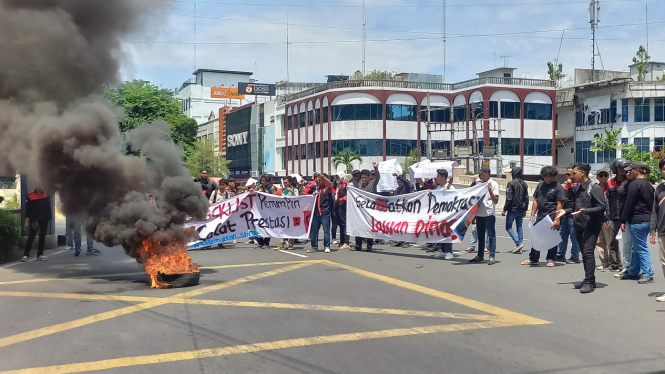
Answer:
[{"left": 332, "top": 150, "right": 362, "bottom": 174}]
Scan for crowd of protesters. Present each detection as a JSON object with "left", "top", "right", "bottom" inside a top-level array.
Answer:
[{"left": 198, "top": 157, "right": 665, "bottom": 299}]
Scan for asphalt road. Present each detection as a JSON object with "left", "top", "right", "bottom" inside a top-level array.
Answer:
[{"left": 0, "top": 215, "right": 664, "bottom": 374}]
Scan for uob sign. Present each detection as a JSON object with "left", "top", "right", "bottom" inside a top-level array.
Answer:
[{"left": 227, "top": 132, "right": 248, "bottom": 147}]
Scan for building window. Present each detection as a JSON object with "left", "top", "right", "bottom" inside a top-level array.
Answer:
[
  {"left": 500, "top": 138, "right": 521, "bottom": 156},
  {"left": 489, "top": 101, "right": 499, "bottom": 118},
  {"left": 386, "top": 105, "right": 418, "bottom": 121},
  {"left": 634, "top": 98, "right": 650, "bottom": 122},
  {"left": 299, "top": 112, "right": 306, "bottom": 127},
  {"left": 655, "top": 137, "right": 665, "bottom": 152},
  {"left": 523, "top": 139, "right": 552, "bottom": 156},
  {"left": 331, "top": 139, "right": 382, "bottom": 156},
  {"left": 575, "top": 111, "right": 584, "bottom": 127},
  {"left": 453, "top": 106, "right": 466, "bottom": 122},
  {"left": 621, "top": 138, "right": 628, "bottom": 156},
  {"left": 323, "top": 106, "right": 329, "bottom": 123},
  {"left": 621, "top": 99, "right": 629, "bottom": 122},
  {"left": 596, "top": 149, "right": 616, "bottom": 163},
  {"left": 655, "top": 98, "right": 665, "bottom": 122},
  {"left": 420, "top": 107, "right": 451, "bottom": 122},
  {"left": 635, "top": 137, "right": 650, "bottom": 153},
  {"left": 315, "top": 109, "right": 321, "bottom": 124},
  {"left": 307, "top": 110, "right": 314, "bottom": 126},
  {"left": 575, "top": 141, "right": 595, "bottom": 163},
  {"left": 301, "top": 144, "right": 306, "bottom": 158},
  {"left": 500, "top": 102, "right": 520, "bottom": 119},
  {"left": 323, "top": 141, "right": 329, "bottom": 158},
  {"left": 471, "top": 102, "right": 483, "bottom": 119},
  {"left": 332, "top": 104, "right": 382, "bottom": 121},
  {"left": 524, "top": 103, "right": 552, "bottom": 120},
  {"left": 315, "top": 142, "right": 321, "bottom": 158},
  {"left": 610, "top": 100, "right": 617, "bottom": 123}
]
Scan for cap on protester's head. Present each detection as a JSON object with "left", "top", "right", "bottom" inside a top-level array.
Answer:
[
  {"left": 479, "top": 166, "right": 491, "bottom": 175},
  {"left": 625, "top": 161, "right": 651, "bottom": 174}
]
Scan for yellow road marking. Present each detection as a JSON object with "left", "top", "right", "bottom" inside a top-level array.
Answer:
[
  {"left": 203, "top": 260, "right": 308, "bottom": 269},
  {"left": 0, "top": 278, "right": 55, "bottom": 286},
  {"left": 0, "top": 291, "right": 492, "bottom": 320},
  {"left": 0, "top": 320, "right": 515, "bottom": 374},
  {"left": 0, "top": 262, "right": 316, "bottom": 350},
  {"left": 0, "top": 300, "right": 164, "bottom": 349},
  {"left": 320, "top": 260, "right": 550, "bottom": 326}
]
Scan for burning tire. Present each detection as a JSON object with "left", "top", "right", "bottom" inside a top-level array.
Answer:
[{"left": 156, "top": 272, "right": 200, "bottom": 288}]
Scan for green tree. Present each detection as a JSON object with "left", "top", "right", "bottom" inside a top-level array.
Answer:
[
  {"left": 104, "top": 80, "right": 197, "bottom": 146},
  {"left": 351, "top": 70, "right": 396, "bottom": 80},
  {"left": 185, "top": 138, "right": 230, "bottom": 178},
  {"left": 332, "top": 150, "right": 362, "bottom": 174},
  {"left": 0, "top": 194, "right": 20, "bottom": 210},
  {"left": 402, "top": 149, "right": 422, "bottom": 172},
  {"left": 622, "top": 146, "right": 663, "bottom": 184},
  {"left": 632, "top": 45, "right": 651, "bottom": 81},
  {"left": 589, "top": 129, "right": 632, "bottom": 161},
  {"left": 547, "top": 62, "right": 565, "bottom": 85}
]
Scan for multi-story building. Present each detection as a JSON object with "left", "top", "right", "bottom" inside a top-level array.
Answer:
[
  {"left": 557, "top": 62, "right": 665, "bottom": 174},
  {"left": 280, "top": 68, "right": 557, "bottom": 178}
]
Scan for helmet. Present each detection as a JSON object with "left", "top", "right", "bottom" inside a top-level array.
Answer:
[{"left": 610, "top": 158, "right": 630, "bottom": 174}]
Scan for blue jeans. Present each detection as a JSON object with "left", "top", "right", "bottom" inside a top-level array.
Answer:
[
  {"left": 505, "top": 211, "right": 525, "bottom": 246},
  {"left": 476, "top": 215, "right": 496, "bottom": 259},
  {"left": 66, "top": 216, "right": 94, "bottom": 250},
  {"left": 627, "top": 222, "right": 653, "bottom": 277},
  {"left": 469, "top": 225, "right": 489, "bottom": 250},
  {"left": 622, "top": 227, "right": 633, "bottom": 269},
  {"left": 310, "top": 214, "right": 331, "bottom": 250},
  {"left": 557, "top": 216, "right": 580, "bottom": 260}
]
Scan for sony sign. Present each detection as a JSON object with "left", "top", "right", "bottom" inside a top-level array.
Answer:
[{"left": 227, "top": 132, "right": 249, "bottom": 147}]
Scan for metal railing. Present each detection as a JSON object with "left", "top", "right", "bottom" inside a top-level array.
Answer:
[{"left": 283, "top": 77, "right": 555, "bottom": 103}]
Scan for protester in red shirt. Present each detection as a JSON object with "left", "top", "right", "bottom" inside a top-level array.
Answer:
[{"left": 306, "top": 173, "right": 335, "bottom": 253}]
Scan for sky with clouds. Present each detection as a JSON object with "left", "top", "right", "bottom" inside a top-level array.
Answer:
[{"left": 120, "top": 0, "right": 665, "bottom": 92}]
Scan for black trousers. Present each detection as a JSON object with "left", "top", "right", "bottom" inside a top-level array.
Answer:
[
  {"left": 338, "top": 222, "right": 349, "bottom": 245},
  {"left": 24, "top": 220, "right": 48, "bottom": 257},
  {"left": 331, "top": 213, "right": 339, "bottom": 240},
  {"left": 355, "top": 237, "right": 373, "bottom": 251},
  {"left": 256, "top": 237, "right": 271, "bottom": 246},
  {"left": 575, "top": 223, "right": 602, "bottom": 283},
  {"left": 528, "top": 246, "right": 558, "bottom": 262}
]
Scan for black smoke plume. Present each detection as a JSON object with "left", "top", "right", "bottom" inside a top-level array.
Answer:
[{"left": 0, "top": 0, "right": 209, "bottom": 258}]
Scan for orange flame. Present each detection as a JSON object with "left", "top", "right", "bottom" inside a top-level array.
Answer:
[{"left": 137, "top": 238, "right": 200, "bottom": 289}]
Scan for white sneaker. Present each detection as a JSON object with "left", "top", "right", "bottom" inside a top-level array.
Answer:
[
  {"left": 20, "top": 256, "right": 28, "bottom": 262},
  {"left": 614, "top": 269, "right": 627, "bottom": 278},
  {"left": 433, "top": 251, "right": 446, "bottom": 259},
  {"left": 512, "top": 244, "right": 524, "bottom": 254},
  {"left": 444, "top": 252, "right": 454, "bottom": 260},
  {"left": 36, "top": 256, "right": 47, "bottom": 261},
  {"left": 332, "top": 240, "right": 339, "bottom": 245},
  {"left": 324, "top": 247, "right": 331, "bottom": 253},
  {"left": 306, "top": 248, "right": 315, "bottom": 253},
  {"left": 656, "top": 295, "right": 665, "bottom": 302},
  {"left": 232, "top": 240, "right": 237, "bottom": 244}
]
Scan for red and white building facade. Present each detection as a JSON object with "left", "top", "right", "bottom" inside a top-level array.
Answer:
[{"left": 281, "top": 68, "right": 557, "bottom": 177}]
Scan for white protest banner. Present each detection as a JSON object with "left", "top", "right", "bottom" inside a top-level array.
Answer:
[
  {"left": 377, "top": 159, "right": 403, "bottom": 192},
  {"left": 186, "top": 192, "right": 315, "bottom": 249},
  {"left": 346, "top": 184, "right": 487, "bottom": 243},
  {"left": 409, "top": 160, "right": 455, "bottom": 182},
  {"left": 527, "top": 215, "right": 563, "bottom": 251}
]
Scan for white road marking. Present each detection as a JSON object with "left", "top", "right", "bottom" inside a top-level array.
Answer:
[
  {"left": 496, "top": 235, "right": 532, "bottom": 242},
  {"left": 277, "top": 250, "right": 309, "bottom": 258}
]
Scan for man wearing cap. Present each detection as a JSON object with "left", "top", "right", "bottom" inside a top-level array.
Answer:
[
  {"left": 567, "top": 162, "right": 607, "bottom": 293},
  {"left": 469, "top": 166, "right": 500, "bottom": 265}
]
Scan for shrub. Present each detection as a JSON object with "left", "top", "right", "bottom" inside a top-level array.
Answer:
[{"left": 0, "top": 210, "right": 21, "bottom": 261}]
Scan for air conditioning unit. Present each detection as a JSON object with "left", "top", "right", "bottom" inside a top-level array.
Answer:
[
  {"left": 555, "top": 130, "right": 560, "bottom": 136},
  {"left": 433, "top": 149, "right": 449, "bottom": 158}
]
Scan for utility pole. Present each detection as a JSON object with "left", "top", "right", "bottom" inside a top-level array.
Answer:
[
  {"left": 426, "top": 92, "right": 432, "bottom": 159},
  {"left": 496, "top": 118, "right": 504, "bottom": 178},
  {"left": 442, "top": 0, "right": 446, "bottom": 82},
  {"left": 286, "top": 14, "right": 290, "bottom": 85},
  {"left": 362, "top": 0, "right": 366, "bottom": 77},
  {"left": 589, "top": 0, "right": 600, "bottom": 82},
  {"left": 471, "top": 104, "right": 479, "bottom": 173}
]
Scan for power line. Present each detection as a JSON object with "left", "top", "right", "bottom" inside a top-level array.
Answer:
[{"left": 168, "top": 0, "right": 647, "bottom": 8}]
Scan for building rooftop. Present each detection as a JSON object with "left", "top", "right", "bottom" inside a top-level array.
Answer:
[
  {"left": 476, "top": 67, "right": 517, "bottom": 76},
  {"left": 628, "top": 61, "right": 665, "bottom": 67},
  {"left": 192, "top": 69, "right": 253, "bottom": 76}
]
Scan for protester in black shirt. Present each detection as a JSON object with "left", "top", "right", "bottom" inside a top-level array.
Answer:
[
  {"left": 199, "top": 169, "right": 219, "bottom": 199},
  {"left": 567, "top": 162, "right": 607, "bottom": 293},
  {"left": 521, "top": 166, "right": 565, "bottom": 266},
  {"left": 503, "top": 166, "right": 529, "bottom": 254},
  {"left": 22, "top": 188, "right": 52, "bottom": 262},
  {"left": 621, "top": 161, "right": 655, "bottom": 284}
]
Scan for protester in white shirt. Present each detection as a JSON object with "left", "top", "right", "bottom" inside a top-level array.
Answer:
[
  {"left": 433, "top": 169, "right": 456, "bottom": 260},
  {"left": 469, "top": 166, "right": 500, "bottom": 264}
]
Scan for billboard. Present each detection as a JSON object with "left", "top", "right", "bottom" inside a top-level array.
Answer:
[
  {"left": 238, "top": 82, "right": 276, "bottom": 96},
  {"left": 211, "top": 87, "right": 245, "bottom": 99}
]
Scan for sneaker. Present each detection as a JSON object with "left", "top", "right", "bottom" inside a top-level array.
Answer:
[
  {"left": 580, "top": 282, "right": 595, "bottom": 294},
  {"left": 65, "top": 246, "right": 74, "bottom": 250},
  {"left": 488, "top": 257, "right": 496, "bottom": 265},
  {"left": 467, "top": 247, "right": 476, "bottom": 253},
  {"left": 433, "top": 251, "right": 446, "bottom": 259},
  {"left": 307, "top": 248, "right": 315, "bottom": 253},
  {"left": 574, "top": 281, "right": 597, "bottom": 289},
  {"left": 555, "top": 255, "right": 566, "bottom": 262},
  {"left": 332, "top": 240, "right": 339, "bottom": 245},
  {"left": 288, "top": 245, "right": 295, "bottom": 250},
  {"left": 614, "top": 269, "right": 627, "bottom": 278},
  {"left": 366, "top": 247, "right": 373, "bottom": 252},
  {"left": 426, "top": 247, "right": 438, "bottom": 253},
  {"left": 656, "top": 295, "right": 665, "bottom": 302},
  {"left": 340, "top": 244, "right": 350, "bottom": 250},
  {"left": 566, "top": 258, "right": 580, "bottom": 264},
  {"left": 86, "top": 248, "right": 101, "bottom": 255},
  {"left": 596, "top": 265, "right": 610, "bottom": 271},
  {"left": 444, "top": 252, "right": 454, "bottom": 260},
  {"left": 546, "top": 259, "right": 555, "bottom": 267},
  {"left": 246, "top": 240, "right": 256, "bottom": 245},
  {"left": 608, "top": 264, "right": 622, "bottom": 272},
  {"left": 521, "top": 259, "right": 537, "bottom": 265},
  {"left": 469, "top": 256, "right": 484, "bottom": 263},
  {"left": 20, "top": 256, "right": 28, "bottom": 262},
  {"left": 485, "top": 249, "right": 490, "bottom": 254},
  {"left": 620, "top": 273, "right": 641, "bottom": 280},
  {"left": 36, "top": 255, "right": 48, "bottom": 261},
  {"left": 74, "top": 250, "right": 81, "bottom": 257},
  {"left": 638, "top": 276, "right": 654, "bottom": 284},
  {"left": 324, "top": 247, "right": 331, "bottom": 253},
  {"left": 233, "top": 239, "right": 237, "bottom": 244},
  {"left": 512, "top": 244, "right": 524, "bottom": 254}
]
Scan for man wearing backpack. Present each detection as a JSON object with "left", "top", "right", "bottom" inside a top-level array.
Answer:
[{"left": 503, "top": 166, "right": 529, "bottom": 254}]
